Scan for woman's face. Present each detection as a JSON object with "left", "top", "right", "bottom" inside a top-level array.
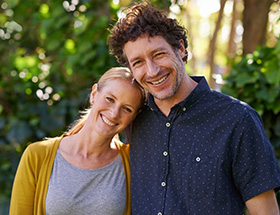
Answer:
[{"left": 89, "top": 79, "right": 142, "bottom": 138}]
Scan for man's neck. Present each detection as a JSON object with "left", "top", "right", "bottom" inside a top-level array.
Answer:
[{"left": 155, "top": 76, "right": 198, "bottom": 116}]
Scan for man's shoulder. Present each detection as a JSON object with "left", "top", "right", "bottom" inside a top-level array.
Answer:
[
  {"left": 135, "top": 104, "right": 152, "bottom": 119},
  {"left": 211, "top": 90, "right": 255, "bottom": 112}
]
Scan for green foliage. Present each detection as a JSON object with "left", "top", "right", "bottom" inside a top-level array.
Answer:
[
  {"left": 0, "top": 0, "right": 174, "bottom": 206},
  {"left": 221, "top": 38, "right": 280, "bottom": 160},
  {"left": 0, "top": 0, "right": 120, "bottom": 201}
]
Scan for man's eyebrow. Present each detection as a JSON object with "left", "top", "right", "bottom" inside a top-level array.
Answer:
[
  {"left": 129, "top": 56, "right": 141, "bottom": 63},
  {"left": 129, "top": 47, "right": 167, "bottom": 63}
]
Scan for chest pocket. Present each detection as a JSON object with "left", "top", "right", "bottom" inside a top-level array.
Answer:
[{"left": 182, "top": 155, "right": 218, "bottom": 200}]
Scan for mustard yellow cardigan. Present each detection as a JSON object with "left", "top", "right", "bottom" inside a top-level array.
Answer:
[{"left": 9, "top": 136, "right": 131, "bottom": 215}]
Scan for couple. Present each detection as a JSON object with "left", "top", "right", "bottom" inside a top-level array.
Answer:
[{"left": 10, "top": 2, "right": 280, "bottom": 215}]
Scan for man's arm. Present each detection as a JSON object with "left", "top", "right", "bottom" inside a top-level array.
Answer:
[{"left": 245, "top": 189, "right": 279, "bottom": 215}]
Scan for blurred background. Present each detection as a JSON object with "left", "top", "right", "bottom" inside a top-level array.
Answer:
[{"left": 0, "top": 0, "right": 280, "bottom": 213}]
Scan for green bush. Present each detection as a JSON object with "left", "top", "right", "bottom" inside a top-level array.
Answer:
[
  {"left": 222, "top": 37, "right": 280, "bottom": 210},
  {"left": 0, "top": 0, "right": 172, "bottom": 206},
  {"left": 221, "top": 38, "right": 280, "bottom": 160},
  {"left": 0, "top": 0, "right": 120, "bottom": 201}
]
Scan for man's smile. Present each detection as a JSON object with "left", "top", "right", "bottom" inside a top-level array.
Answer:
[{"left": 150, "top": 74, "right": 168, "bottom": 85}]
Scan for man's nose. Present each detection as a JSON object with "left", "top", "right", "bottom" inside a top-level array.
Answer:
[{"left": 146, "top": 59, "right": 159, "bottom": 77}]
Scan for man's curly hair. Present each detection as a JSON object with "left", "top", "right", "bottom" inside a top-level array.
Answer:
[{"left": 107, "top": 1, "right": 188, "bottom": 66}]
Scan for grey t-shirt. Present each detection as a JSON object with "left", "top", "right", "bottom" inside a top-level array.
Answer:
[{"left": 45, "top": 150, "right": 126, "bottom": 215}]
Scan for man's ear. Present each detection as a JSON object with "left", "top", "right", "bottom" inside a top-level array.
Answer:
[
  {"left": 178, "top": 39, "right": 186, "bottom": 59},
  {"left": 90, "top": 84, "right": 98, "bottom": 104}
]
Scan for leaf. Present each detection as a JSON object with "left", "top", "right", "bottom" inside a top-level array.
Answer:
[
  {"left": 7, "top": 121, "right": 33, "bottom": 143},
  {"left": 263, "top": 59, "right": 280, "bottom": 85},
  {"left": 275, "top": 118, "right": 280, "bottom": 136},
  {"left": 235, "top": 72, "right": 259, "bottom": 88},
  {"left": 46, "top": 40, "right": 60, "bottom": 51},
  {"left": 255, "top": 87, "right": 269, "bottom": 100},
  {"left": 6, "top": 0, "right": 20, "bottom": 8},
  {"left": 272, "top": 99, "right": 280, "bottom": 115},
  {"left": 14, "top": 56, "right": 37, "bottom": 71}
]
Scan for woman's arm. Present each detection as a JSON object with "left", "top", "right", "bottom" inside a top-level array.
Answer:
[{"left": 10, "top": 147, "right": 36, "bottom": 215}]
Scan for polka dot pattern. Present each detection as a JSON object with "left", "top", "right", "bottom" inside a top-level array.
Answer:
[{"left": 128, "top": 77, "right": 280, "bottom": 214}]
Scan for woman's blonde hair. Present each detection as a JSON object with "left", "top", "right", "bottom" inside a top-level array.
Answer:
[{"left": 65, "top": 67, "right": 145, "bottom": 136}]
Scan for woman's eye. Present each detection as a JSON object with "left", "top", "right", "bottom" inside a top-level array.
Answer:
[{"left": 123, "top": 107, "right": 132, "bottom": 113}]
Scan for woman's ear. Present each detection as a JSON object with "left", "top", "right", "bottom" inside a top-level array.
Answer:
[{"left": 90, "top": 84, "right": 98, "bottom": 104}]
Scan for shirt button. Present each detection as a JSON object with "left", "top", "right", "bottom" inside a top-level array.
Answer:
[
  {"left": 158, "top": 213, "right": 162, "bottom": 215},
  {"left": 166, "top": 122, "right": 171, "bottom": 127},
  {"left": 183, "top": 107, "right": 186, "bottom": 111},
  {"left": 161, "top": 182, "right": 166, "bottom": 187},
  {"left": 163, "top": 151, "right": 168, "bottom": 156},
  {"left": 196, "top": 157, "right": 201, "bottom": 162}
]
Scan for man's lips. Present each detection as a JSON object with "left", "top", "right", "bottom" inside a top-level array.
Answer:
[
  {"left": 149, "top": 75, "right": 168, "bottom": 85},
  {"left": 101, "top": 115, "right": 117, "bottom": 126}
]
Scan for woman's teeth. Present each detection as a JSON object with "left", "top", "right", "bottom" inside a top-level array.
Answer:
[{"left": 102, "top": 115, "right": 116, "bottom": 126}]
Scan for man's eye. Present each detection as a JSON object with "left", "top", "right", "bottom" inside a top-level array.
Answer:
[
  {"left": 106, "top": 97, "right": 114, "bottom": 102},
  {"left": 155, "top": 52, "right": 164, "bottom": 57},
  {"left": 132, "top": 61, "right": 141, "bottom": 67}
]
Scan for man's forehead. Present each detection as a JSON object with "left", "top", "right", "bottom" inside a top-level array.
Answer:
[{"left": 123, "top": 35, "right": 170, "bottom": 57}]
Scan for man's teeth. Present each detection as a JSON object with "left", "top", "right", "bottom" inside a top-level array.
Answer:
[
  {"left": 102, "top": 116, "right": 116, "bottom": 126},
  {"left": 151, "top": 75, "right": 167, "bottom": 85}
]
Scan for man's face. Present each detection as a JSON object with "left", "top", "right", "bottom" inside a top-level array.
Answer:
[{"left": 123, "top": 35, "right": 186, "bottom": 101}]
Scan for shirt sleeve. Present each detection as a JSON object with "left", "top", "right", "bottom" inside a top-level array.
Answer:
[
  {"left": 10, "top": 145, "right": 37, "bottom": 215},
  {"left": 232, "top": 108, "right": 280, "bottom": 202}
]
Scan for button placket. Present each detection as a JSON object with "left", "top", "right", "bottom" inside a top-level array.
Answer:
[{"left": 161, "top": 117, "right": 173, "bottom": 214}]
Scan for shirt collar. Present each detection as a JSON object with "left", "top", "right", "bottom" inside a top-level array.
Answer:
[{"left": 146, "top": 76, "right": 211, "bottom": 112}]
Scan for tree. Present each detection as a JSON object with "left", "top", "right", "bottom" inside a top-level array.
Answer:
[
  {"left": 0, "top": 0, "right": 119, "bottom": 205},
  {"left": 242, "top": 0, "right": 274, "bottom": 55},
  {"left": 208, "top": 0, "right": 227, "bottom": 89}
]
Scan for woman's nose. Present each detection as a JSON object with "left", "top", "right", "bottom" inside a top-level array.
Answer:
[{"left": 110, "top": 105, "right": 121, "bottom": 119}]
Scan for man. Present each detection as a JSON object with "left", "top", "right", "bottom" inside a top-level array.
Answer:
[{"left": 108, "top": 1, "right": 280, "bottom": 214}]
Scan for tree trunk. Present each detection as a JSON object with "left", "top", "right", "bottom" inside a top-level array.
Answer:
[
  {"left": 184, "top": 0, "right": 197, "bottom": 75},
  {"left": 208, "top": 0, "right": 227, "bottom": 89},
  {"left": 226, "top": 0, "right": 240, "bottom": 75},
  {"left": 242, "top": 0, "right": 274, "bottom": 55},
  {"left": 227, "top": 0, "right": 238, "bottom": 60}
]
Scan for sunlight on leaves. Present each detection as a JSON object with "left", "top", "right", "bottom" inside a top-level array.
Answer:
[{"left": 39, "top": 4, "right": 50, "bottom": 18}]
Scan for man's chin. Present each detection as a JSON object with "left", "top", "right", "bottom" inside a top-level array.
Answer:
[{"left": 151, "top": 91, "right": 175, "bottom": 101}]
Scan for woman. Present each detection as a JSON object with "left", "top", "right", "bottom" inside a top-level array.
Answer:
[{"left": 9, "top": 67, "right": 145, "bottom": 215}]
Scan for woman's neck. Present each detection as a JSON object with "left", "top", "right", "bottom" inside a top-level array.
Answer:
[{"left": 59, "top": 127, "right": 119, "bottom": 169}]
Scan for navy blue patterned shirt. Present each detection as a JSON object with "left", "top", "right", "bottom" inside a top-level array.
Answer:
[{"left": 127, "top": 76, "right": 280, "bottom": 215}]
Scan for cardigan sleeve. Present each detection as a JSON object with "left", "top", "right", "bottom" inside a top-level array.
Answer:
[
  {"left": 10, "top": 145, "right": 37, "bottom": 215},
  {"left": 114, "top": 139, "right": 131, "bottom": 215},
  {"left": 9, "top": 137, "right": 62, "bottom": 215}
]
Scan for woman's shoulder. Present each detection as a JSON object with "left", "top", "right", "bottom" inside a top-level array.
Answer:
[
  {"left": 114, "top": 138, "right": 130, "bottom": 167},
  {"left": 24, "top": 136, "right": 63, "bottom": 158},
  {"left": 114, "top": 138, "right": 129, "bottom": 151}
]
